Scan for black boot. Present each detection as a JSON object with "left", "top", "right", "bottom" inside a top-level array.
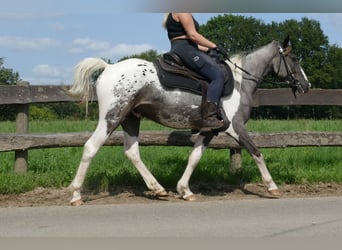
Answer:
[{"left": 200, "top": 102, "right": 223, "bottom": 131}]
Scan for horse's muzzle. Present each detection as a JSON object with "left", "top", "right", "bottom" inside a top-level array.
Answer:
[{"left": 289, "top": 79, "right": 310, "bottom": 98}]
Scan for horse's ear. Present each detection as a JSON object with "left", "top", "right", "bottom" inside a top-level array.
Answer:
[
  {"left": 282, "top": 35, "right": 292, "bottom": 55},
  {"left": 283, "top": 46, "right": 292, "bottom": 56},
  {"left": 282, "top": 35, "right": 290, "bottom": 48}
]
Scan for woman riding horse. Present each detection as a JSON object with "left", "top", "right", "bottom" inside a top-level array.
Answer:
[{"left": 163, "top": 13, "right": 228, "bottom": 131}]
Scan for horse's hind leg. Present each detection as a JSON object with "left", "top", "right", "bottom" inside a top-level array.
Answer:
[
  {"left": 121, "top": 115, "right": 167, "bottom": 196},
  {"left": 69, "top": 119, "right": 111, "bottom": 205}
]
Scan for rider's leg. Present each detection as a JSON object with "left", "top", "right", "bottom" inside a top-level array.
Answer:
[{"left": 197, "top": 59, "right": 225, "bottom": 130}]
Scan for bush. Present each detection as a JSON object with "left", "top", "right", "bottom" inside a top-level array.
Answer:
[{"left": 29, "top": 105, "right": 57, "bottom": 121}]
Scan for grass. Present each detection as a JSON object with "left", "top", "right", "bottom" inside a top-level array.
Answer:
[{"left": 0, "top": 119, "right": 341, "bottom": 194}]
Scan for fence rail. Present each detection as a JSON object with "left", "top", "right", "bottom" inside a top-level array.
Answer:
[
  {"left": 1, "top": 82, "right": 341, "bottom": 172},
  {"left": 0, "top": 131, "right": 341, "bottom": 152},
  {"left": 1, "top": 83, "right": 342, "bottom": 106}
]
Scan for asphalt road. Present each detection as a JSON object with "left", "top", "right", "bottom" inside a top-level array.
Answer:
[{"left": 0, "top": 196, "right": 341, "bottom": 237}]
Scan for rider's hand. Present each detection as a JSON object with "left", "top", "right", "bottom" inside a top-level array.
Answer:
[{"left": 214, "top": 44, "right": 228, "bottom": 59}]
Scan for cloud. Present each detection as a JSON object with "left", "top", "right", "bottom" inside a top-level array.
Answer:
[
  {"left": 71, "top": 38, "right": 111, "bottom": 51},
  {"left": 49, "top": 22, "right": 65, "bottom": 32},
  {"left": 33, "top": 64, "right": 61, "bottom": 78},
  {"left": 69, "top": 37, "right": 153, "bottom": 59},
  {"left": 31, "top": 64, "right": 72, "bottom": 85},
  {"left": 0, "top": 12, "right": 65, "bottom": 21},
  {"left": 0, "top": 36, "right": 60, "bottom": 51}
]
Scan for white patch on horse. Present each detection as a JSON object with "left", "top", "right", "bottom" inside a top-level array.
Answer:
[
  {"left": 221, "top": 89, "right": 240, "bottom": 139},
  {"left": 227, "top": 55, "right": 243, "bottom": 85},
  {"left": 221, "top": 55, "right": 243, "bottom": 139},
  {"left": 96, "top": 59, "right": 157, "bottom": 120}
]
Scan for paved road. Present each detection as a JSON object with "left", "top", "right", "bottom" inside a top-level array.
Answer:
[{"left": 0, "top": 196, "right": 341, "bottom": 237}]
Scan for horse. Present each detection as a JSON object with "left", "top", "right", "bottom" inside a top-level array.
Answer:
[{"left": 68, "top": 36, "right": 311, "bottom": 205}]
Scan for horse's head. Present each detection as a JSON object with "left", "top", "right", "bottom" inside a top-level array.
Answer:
[{"left": 273, "top": 36, "right": 311, "bottom": 96}]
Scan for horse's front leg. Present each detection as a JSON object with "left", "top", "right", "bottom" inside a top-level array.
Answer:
[
  {"left": 227, "top": 123, "right": 279, "bottom": 195},
  {"left": 121, "top": 116, "right": 167, "bottom": 196},
  {"left": 177, "top": 133, "right": 214, "bottom": 200},
  {"left": 252, "top": 153, "right": 279, "bottom": 195}
]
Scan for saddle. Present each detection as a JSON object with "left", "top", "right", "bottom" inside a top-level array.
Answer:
[{"left": 153, "top": 52, "right": 234, "bottom": 97}]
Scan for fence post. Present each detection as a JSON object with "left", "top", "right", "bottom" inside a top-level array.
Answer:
[
  {"left": 14, "top": 81, "right": 29, "bottom": 173},
  {"left": 229, "top": 149, "right": 242, "bottom": 172}
]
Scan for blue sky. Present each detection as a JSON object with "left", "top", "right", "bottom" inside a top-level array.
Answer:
[{"left": 1, "top": 0, "right": 341, "bottom": 85}]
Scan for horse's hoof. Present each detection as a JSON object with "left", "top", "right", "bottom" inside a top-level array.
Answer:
[
  {"left": 156, "top": 190, "right": 168, "bottom": 197},
  {"left": 269, "top": 189, "right": 280, "bottom": 196},
  {"left": 183, "top": 194, "right": 197, "bottom": 201},
  {"left": 70, "top": 199, "right": 83, "bottom": 206}
]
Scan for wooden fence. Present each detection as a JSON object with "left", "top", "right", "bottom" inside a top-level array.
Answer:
[{"left": 1, "top": 81, "right": 342, "bottom": 172}]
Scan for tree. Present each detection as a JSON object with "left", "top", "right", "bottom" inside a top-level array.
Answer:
[
  {"left": 199, "top": 14, "right": 269, "bottom": 54},
  {"left": 200, "top": 15, "right": 341, "bottom": 119},
  {"left": 0, "top": 58, "right": 19, "bottom": 85},
  {"left": 273, "top": 18, "right": 341, "bottom": 118},
  {"left": 323, "top": 45, "right": 342, "bottom": 89},
  {"left": 118, "top": 49, "right": 160, "bottom": 62},
  {"left": 0, "top": 58, "right": 20, "bottom": 120}
]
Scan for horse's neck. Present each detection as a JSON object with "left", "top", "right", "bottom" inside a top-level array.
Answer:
[
  {"left": 230, "top": 42, "right": 278, "bottom": 99},
  {"left": 245, "top": 42, "right": 278, "bottom": 80}
]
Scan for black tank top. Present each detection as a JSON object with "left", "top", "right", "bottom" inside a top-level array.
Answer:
[{"left": 166, "top": 13, "right": 199, "bottom": 40}]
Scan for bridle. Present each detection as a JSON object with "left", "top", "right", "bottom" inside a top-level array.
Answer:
[
  {"left": 225, "top": 45, "right": 304, "bottom": 98},
  {"left": 277, "top": 46, "right": 305, "bottom": 98}
]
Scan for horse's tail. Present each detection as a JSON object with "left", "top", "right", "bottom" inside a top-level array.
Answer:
[{"left": 68, "top": 57, "right": 108, "bottom": 99}]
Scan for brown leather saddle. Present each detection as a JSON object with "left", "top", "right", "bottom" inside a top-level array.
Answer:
[{"left": 153, "top": 52, "right": 234, "bottom": 97}]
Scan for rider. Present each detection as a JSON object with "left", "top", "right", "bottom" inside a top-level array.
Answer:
[{"left": 163, "top": 13, "right": 227, "bottom": 130}]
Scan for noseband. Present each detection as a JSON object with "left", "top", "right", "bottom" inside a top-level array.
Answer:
[{"left": 277, "top": 46, "right": 304, "bottom": 98}]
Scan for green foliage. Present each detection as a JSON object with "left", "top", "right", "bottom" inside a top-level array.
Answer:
[
  {"left": 200, "top": 14, "right": 269, "bottom": 54},
  {"left": 200, "top": 14, "right": 341, "bottom": 119},
  {"left": 323, "top": 45, "right": 342, "bottom": 89},
  {"left": 0, "top": 58, "right": 19, "bottom": 85},
  {"left": 118, "top": 49, "right": 160, "bottom": 62},
  {"left": 29, "top": 105, "right": 57, "bottom": 121},
  {"left": 0, "top": 58, "right": 20, "bottom": 121},
  {"left": 0, "top": 106, "right": 16, "bottom": 121},
  {"left": 48, "top": 103, "right": 88, "bottom": 120}
]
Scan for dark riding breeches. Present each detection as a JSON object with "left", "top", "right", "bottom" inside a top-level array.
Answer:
[{"left": 170, "top": 39, "right": 225, "bottom": 104}]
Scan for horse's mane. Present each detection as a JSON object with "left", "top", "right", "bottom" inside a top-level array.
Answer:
[{"left": 231, "top": 40, "right": 279, "bottom": 58}]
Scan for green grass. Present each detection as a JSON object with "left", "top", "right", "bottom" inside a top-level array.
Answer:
[{"left": 0, "top": 119, "right": 341, "bottom": 194}]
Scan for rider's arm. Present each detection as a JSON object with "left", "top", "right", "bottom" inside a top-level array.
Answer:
[{"left": 175, "top": 13, "right": 217, "bottom": 50}]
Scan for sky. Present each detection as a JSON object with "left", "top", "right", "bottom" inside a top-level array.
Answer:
[{"left": 1, "top": 0, "right": 342, "bottom": 85}]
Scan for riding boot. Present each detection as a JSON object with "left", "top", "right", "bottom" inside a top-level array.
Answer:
[{"left": 200, "top": 102, "right": 224, "bottom": 131}]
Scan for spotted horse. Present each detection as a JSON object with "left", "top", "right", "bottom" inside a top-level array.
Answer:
[{"left": 68, "top": 36, "right": 311, "bottom": 205}]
